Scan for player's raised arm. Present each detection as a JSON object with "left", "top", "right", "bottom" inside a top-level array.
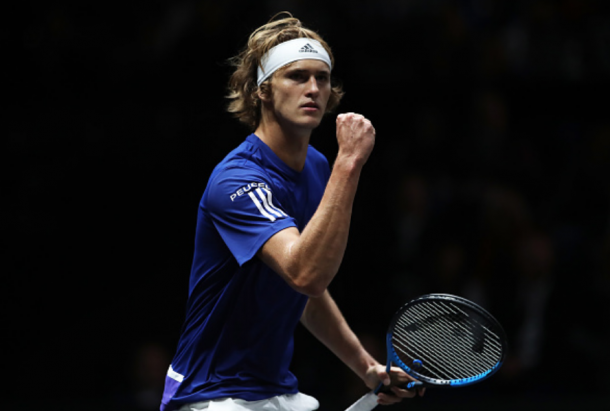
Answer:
[{"left": 258, "top": 113, "right": 375, "bottom": 297}]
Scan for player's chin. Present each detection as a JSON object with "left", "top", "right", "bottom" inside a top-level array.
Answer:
[
  {"left": 298, "top": 113, "right": 324, "bottom": 128},
  {"left": 300, "top": 119, "right": 323, "bottom": 131}
]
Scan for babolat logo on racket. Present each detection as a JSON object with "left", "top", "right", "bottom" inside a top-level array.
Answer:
[{"left": 299, "top": 43, "right": 318, "bottom": 53}]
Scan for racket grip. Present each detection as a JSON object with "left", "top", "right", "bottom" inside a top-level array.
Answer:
[
  {"left": 406, "top": 381, "right": 425, "bottom": 390},
  {"left": 378, "top": 381, "right": 424, "bottom": 392},
  {"left": 344, "top": 391, "right": 378, "bottom": 411}
]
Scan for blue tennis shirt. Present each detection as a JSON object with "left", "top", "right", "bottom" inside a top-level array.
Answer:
[{"left": 161, "top": 134, "right": 331, "bottom": 411}]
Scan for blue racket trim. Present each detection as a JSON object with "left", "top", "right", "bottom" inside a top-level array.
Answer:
[
  {"left": 373, "top": 332, "right": 395, "bottom": 394},
  {"left": 385, "top": 332, "right": 393, "bottom": 373},
  {"left": 389, "top": 347, "right": 503, "bottom": 387},
  {"left": 447, "top": 362, "right": 501, "bottom": 386},
  {"left": 389, "top": 349, "right": 417, "bottom": 379}
]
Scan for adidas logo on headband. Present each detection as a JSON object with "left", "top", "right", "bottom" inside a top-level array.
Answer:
[{"left": 299, "top": 43, "right": 318, "bottom": 53}]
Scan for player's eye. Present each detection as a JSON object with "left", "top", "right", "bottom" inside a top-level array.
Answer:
[{"left": 289, "top": 72, "right": 306, "bottom": 81}]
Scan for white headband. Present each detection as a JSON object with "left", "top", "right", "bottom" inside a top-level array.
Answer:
[{"left": 257, "top": 38, "right": 332, "bottom": 86}]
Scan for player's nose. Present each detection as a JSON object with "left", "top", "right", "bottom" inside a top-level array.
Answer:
[{"left": 305, "top": 76, "right": 319, "bottom": 95}]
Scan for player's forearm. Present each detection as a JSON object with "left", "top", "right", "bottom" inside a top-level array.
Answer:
[
  {"left": 301, "top": 290, "right": 378, "bottom": 381},
  {"left": 287, "top": 156, "right": 363, "bottom": 295}
]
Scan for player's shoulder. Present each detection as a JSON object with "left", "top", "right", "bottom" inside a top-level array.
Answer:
[
  {"left": 210, "top": 137, "right": 269, "bottom": 182},
  {"left": 204, "top": 143, "right": 273, "bottom": 206},
  {"left": 204, "top": 165, "right": 273, "bottom": 213}
]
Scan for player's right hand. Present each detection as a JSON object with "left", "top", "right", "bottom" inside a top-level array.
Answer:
[
  {"left": 335, "top": 113, "right": 375, "bottom": 167},
  {"left": 363, "top": 364, "right": 423, "bottom": 405}
]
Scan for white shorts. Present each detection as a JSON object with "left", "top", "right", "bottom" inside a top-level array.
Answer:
[{"left": 178, "top": 392, "right": 320, "bottom": 411}]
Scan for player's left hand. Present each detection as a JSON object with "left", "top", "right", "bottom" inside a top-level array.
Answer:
[{"left": 364, "top": 364, "right": 425, "bottom": 405}]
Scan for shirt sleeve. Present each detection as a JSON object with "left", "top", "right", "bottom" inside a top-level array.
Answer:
[{"left": 204, "top": 166, "right": 298, "bottom": 266}]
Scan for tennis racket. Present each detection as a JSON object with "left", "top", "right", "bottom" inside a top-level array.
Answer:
[{"left": 345, "top": 293, "right": 507, "bottom": 411}]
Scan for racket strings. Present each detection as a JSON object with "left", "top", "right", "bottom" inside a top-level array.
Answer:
[
  {"left": 392, "top": 301, "right": 503, "bottom": 382},
  {"left": 419, "top": 301, "right": 504, "bottom": 362},
  {"left": 432, "top": 301, "right": 504, "bottom": 354},
  {"left": 397, "top": 303, "right": 502, "bottom": 375},
  {"left": 393, "top": 329, "right": 465, "bottom": 380},
  {"left": 396, "top": 320, "right": 483, "bottom": 375},
  {"left": 394, "top": 318, "right": 484, "bottom": 379},
  {"left": 395, "top": 316, "right": 490, "bottom": 379},
  {"left": 393, "top": 322, "right": 483, "bottom": 381},
  {"left": 400, "top": 302, "right": 502, "bottom": 371},
  {"left": 415, "top": 301, "right": 504, "bottom": 358}
]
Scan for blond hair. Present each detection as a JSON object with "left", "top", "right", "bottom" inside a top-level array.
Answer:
[{"left": 226, "top": 12, "right": 344, "bottom": 129}]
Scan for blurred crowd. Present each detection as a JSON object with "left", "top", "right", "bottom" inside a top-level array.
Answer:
[{"left": 6, "top": 1, "right": 610, "bottom": 410}]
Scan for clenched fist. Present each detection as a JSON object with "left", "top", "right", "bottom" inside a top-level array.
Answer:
[{"left": 336, "top": 113, "right": 375, "bottom": 167}]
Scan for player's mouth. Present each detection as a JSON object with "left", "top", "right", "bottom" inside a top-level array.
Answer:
[{"left": 301, "top": 101, "right": 320, "bottom": 112}]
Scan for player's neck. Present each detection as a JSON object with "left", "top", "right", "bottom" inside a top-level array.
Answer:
[{"left": 255, "top": 121, "right": 311, "bottom": 172}]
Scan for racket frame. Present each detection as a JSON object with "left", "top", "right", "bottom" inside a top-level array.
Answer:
[{"left": 385, "top": 293, "right": 508, "bottom": 388}]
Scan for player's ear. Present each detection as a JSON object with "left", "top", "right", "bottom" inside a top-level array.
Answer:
[{"left": 258, "top": 83, "right": 271, "bottom": 103}]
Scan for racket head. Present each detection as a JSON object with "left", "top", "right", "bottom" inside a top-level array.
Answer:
[{"left": 386, "top": 293, "right": 507, "bottom": 388}]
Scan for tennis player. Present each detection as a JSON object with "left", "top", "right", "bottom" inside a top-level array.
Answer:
[{"left": 160, "top": 13, "right": 422, "bottom": 411}]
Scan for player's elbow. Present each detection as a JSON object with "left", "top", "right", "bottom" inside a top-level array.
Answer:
[
  {"left": 290, "top": 269, "right": 332, "bottom": 297},
  {"left": 294, "top": 281, "right": 327, "bottom": 297},
  {"left": 281, "top": 250, "right": 335, "bottom": 297}
]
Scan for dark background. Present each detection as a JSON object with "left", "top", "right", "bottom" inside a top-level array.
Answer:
[{"left": 5, "top": 1, "right": 610, "bottom": 410}]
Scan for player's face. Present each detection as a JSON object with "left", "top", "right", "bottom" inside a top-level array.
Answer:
[{"left": 268, "top": 59, "right": 331, "bottom": 132}]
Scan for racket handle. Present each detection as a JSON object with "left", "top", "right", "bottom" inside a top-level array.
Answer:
[
  {"left": 344, "top": 382, "right": 424, "bottom": 411},
  {"left": 344, "top": 391, "right": 378, "bottom": 411},
  {"left": 405, "top": 381, "right": 425, "bottom": 390},
  {"left": 378, "top": 381, "right": 424, "bottom": 392}
]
